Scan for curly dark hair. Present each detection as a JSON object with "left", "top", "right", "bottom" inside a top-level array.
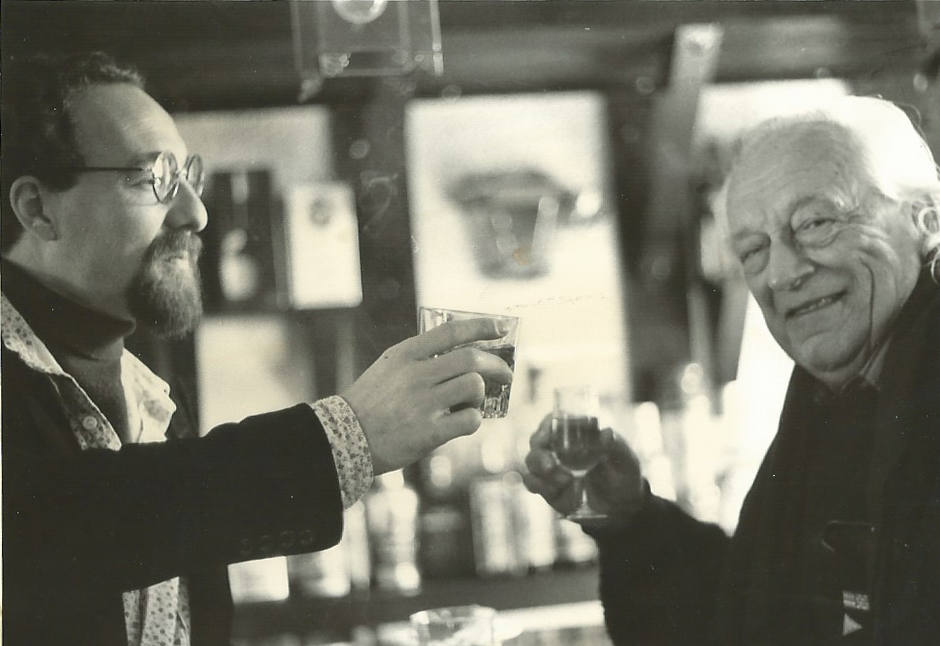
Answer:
[{"left": 1, "top": 51, "right": 145, "bottom": 251}]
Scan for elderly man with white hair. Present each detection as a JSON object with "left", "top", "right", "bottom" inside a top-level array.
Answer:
[{"left": 524, "top": 96, "right": 940, "bottom": 645}]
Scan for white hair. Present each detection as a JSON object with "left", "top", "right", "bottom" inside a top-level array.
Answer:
[{"left": 720, "top": 96, "right": 940, "bottom": 277}]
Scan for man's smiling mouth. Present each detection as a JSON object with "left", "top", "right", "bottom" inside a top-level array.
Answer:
[{"left": 787, "top": 292, "right": 845, "bottom": 318}]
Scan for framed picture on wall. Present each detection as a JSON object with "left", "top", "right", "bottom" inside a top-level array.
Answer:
[{"left": 283, "top": 182, "right": 364, "bottom": 310}]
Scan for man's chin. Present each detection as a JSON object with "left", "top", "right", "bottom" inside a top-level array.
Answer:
[
  {"left": 797, "top": 340, "right": 868, "bottom": 388},
  {"left": 127, "top": 265, "right": 204, "bottom": 339}
]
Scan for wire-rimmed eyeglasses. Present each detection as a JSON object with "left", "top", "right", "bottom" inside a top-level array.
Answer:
[{"left": 63, "top": 151, "right": 205, "bottom": 204}]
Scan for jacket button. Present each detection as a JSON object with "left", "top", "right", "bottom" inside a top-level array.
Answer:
[
  {"left": 298, "top": 529, "right": 315, "bottom": 547},
  {"left": 278, "top": 530, "right": 296, "bottom": 550},
  {"left": 81, "top": 416, "right": 98, "bottom": 430}
]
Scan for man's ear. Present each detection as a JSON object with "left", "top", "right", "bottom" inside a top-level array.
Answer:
[{"left": 9, "top": 176, "right": 58, "bottom": 241}]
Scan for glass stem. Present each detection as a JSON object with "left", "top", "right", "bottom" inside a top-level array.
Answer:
[{"left": 573, "top": 474, "right": 589, "bottom": 510}]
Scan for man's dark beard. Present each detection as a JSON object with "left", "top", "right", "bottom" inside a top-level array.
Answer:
[{"left": 126, "top": 231, "right": 204, "bottom": 339}]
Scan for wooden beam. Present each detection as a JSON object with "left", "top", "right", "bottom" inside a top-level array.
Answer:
[
  {"left": 2, "top": 1, "right": 920, "bottom": 111},
  {"left": 638, "top": 24, "right": 723, "bottom": 396},
  {"left": 330, "top": 80, "right": 419, "bottom": 373},
  {"left": 641, "top": 24, "right": 723, "bottom": 252}
]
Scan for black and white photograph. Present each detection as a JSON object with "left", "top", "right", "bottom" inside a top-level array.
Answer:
[{"left": 2, "top": 2, "right": 939, "bottom": 645}]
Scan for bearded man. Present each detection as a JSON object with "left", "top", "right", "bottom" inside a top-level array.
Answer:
[{"left": 1, "top": 51, "right": 513, "bottom": 646}]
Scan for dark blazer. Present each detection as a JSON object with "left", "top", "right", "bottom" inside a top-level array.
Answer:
[
  {"left": 2, "top": 347, "right": 345, "bottom": 646},
  {"left": 591, "top": 280, "right": 940, "bottom": 645}
]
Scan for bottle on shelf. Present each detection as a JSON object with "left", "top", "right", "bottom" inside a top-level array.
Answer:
[
  {"left": 286, "top": 543, "right": 350, "bottom": 599},
  {"left": 228, "top": 556, "right": 290, "bottom": 604},
  {"left": 553, "top": 515, "right": 598, "bottom": 567},
  {"left": 364, "top": 470, "right": 421, "bottom": 595},
  {"left": 468, "top": 470, "right": 528, "bottom": 578},
  {"left": 286, "top": 501, "right": 370, "bottom": 599},
  {"left": 344, "top": 500, "right": 372, "bottom": 593},
  {"left": 417, "top": 453, "right": 475, "bottom": 579},
  {"left": 507, "top": 364, "right": 558, "bottom": 573},
  {"left": 658, "top": 362, "right": 722, "bottom": 522},
  {"left": 509, "top": 475, "right": 557, "bottom": 573}
]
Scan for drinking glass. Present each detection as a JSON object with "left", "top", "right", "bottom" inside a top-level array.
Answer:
[
  {"left": 550, "top": 386, "right": 607, "bottom": 521},
  {"left": 418, "top": 307, "right": 519, "bottom": 418},
  {"left": 410, "top": 605, "right": 497, "bottom": 646}
]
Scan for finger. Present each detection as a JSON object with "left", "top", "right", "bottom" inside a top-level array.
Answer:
[
  {"left": 597, "top": 428, "right": 616, "bottom": 461},
  {"left": 524, "top": 446, "right": 559, "bottom": 477},
  {"left": 596, "top": 429, "right": 642, "bottom": 486},
  {"left": 406, "top": 318, "right": 506, "bottom": 360},
  {"left": 521, "top": 471, "right": 563, "bottom": 497},
  {"left": 523, "top": 449, "right": 573, "bottom": 496},
  {"left": 432, "top": 372, "right": 486, "bottom": 412},
  {"left": 433, "top": 406, "right": 484, "bottom": 442},
  {"left": 522, "top": 471, "right": 574, "bottom": 508},
  {"left": 423, "top": 346, "right": 514, "bottom": 385},
  {"left": 529, "top": 414, "right": 554, "bottom": 449},
  {"left": 521, "top": 472, "right": 545, "bottom": 494},
  {"left": 601, "top": 428, "right": 638, "bottom": 466}
]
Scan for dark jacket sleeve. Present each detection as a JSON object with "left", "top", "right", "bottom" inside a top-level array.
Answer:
[
  {"left": 3, "top": 354, "right": 345, "bottom": 601},
  {"left": 586, "top": 484, "right": 730, "bottom": 646}
]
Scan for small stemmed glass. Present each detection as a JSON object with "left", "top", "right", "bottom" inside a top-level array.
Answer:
[{"left": 550, "top": 386, "right": 607, "bottom": 521}]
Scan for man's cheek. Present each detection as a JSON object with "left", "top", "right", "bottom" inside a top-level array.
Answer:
[{"left": 807, "top": 240, "right": 867, "bottom": 268}]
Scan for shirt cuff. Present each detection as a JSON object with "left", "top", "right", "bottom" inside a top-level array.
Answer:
[{"left": 310, "top": 395, "right": 374, "bottom": 509}]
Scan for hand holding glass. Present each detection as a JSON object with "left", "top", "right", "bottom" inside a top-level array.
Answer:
[
  {"left": 550, "top": 386, "right": 607, "bottom": 521},
  {"left": 418, "top": 307, "right": 519, "bottom": 418}
]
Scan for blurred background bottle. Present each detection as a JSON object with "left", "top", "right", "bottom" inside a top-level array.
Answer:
[
  {"left": 553, "top": 517, "right": 598, "bottom": 567},
  {"left": 469, "top": 470, "right": 527, "bottom": 578},
  {"left": 365, "top": 471, "right": 421, "bottom": 595},
  {"left": 657, "top": 362, "right": 723, "bottom": 522},
  {"left": 416, "top": 453, "right": 475, "bottom": 579},
  {"left": 286, "top": 501, "right": 370, "bottom": 599},
  {"left": 507, "top": 365, "right": 558, "bottom": 573},
  {"left": 509, "top": 472, "right": 557, "bottom": 573}
]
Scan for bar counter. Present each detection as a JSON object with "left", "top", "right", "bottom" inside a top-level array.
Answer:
[
  {"left": 375, "top": 601, "right": 610, "bottom": 645},
  {"left": 233, "top": 566, "right": 605, "bottom": 644}
]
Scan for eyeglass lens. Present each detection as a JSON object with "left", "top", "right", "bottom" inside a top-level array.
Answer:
[
  {"left": 152, "top": 151, "right": 205, "bottom": 204},
  {"left": 152, "top": 152, "right": 177, "bottom": 203},
  {"left": 184, "top": 154, "right": 205, "bottom": 197}
]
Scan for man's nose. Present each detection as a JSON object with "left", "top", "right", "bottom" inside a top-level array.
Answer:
[
  {"left": 165, "top": 180, "right": 208, "bottom": 232},
  {"left": 767, "top": 238, "right": 814, "bottom": 291}
]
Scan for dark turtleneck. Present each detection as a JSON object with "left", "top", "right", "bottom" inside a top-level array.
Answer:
[{"left": 2, "top": 258, "right": 136, "bottom": 441}]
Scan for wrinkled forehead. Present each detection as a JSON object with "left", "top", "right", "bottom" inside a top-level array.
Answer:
[
  {"left": 725, "top": 122, "right": 868, "bottom": 228},
  {"left": 67, "top": 83, "right": 188, "bottom": 166}
]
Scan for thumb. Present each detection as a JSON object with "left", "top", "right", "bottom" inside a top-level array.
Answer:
[{"left": 598, "top": 428, "right": 637, "bottom": 471}]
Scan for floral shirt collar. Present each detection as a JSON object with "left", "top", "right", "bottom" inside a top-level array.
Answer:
[{"left": 1, "top": 291, "right": 176, "bottom": 446}]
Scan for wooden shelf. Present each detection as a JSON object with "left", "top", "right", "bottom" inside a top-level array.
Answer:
[{"left": 233, "top": 565, "right": 599, "bottom": 640}]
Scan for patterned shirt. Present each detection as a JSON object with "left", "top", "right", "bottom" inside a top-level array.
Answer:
[{"left": 1, "top": 292, "right": 373, "bottom": 646}]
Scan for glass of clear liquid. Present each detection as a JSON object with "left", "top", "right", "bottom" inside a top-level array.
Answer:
[
  {"left": 550, "top": 386, "right": 607, "bottom": 521},
  {"left": 417, "top": 306, "right": 519, "bottom": 418}
]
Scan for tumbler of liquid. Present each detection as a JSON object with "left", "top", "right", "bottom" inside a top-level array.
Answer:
[{"left": 418, "top": 306, "right": 519, "bottom": 418}]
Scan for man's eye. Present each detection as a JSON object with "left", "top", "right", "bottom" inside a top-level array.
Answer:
[
  {"left": 123, "top": 171, "right": 153, "bottom": 186},
  {"left": 799, "top": 217, "right": 832, "bottom": 231},
  {"left": 795, "top": 217, "right": 839, "bottom": 247},
  {"left": 740, "top": 245, "right": 761, "bottom": 261},
  {"left": 739, "top": 246, "right": 767, "bottom": 272}
]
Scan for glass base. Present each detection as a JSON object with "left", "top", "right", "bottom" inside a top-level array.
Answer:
[{"left": 565, "top": 507, "right": 608, "bottom": 522}]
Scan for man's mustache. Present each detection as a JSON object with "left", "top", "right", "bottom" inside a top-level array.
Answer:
[{"left": 148, "top": 230, "right": 203, "bottom": 262}]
